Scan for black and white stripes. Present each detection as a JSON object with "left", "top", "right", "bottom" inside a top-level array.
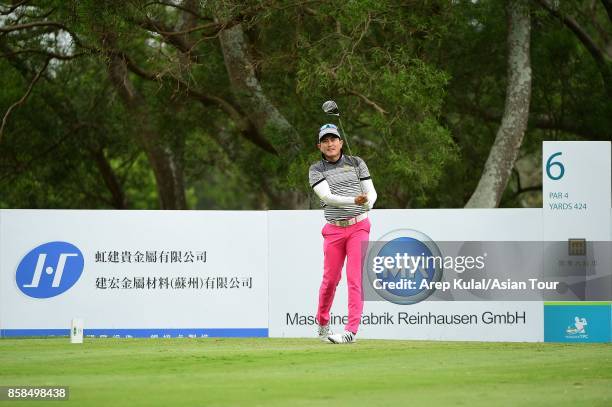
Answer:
[{"left": 309, "top": 153, "right": 371, "bottom": 222}]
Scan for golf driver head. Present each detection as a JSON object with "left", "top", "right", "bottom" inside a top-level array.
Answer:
[{"left": 322, "top": 100, "right": 339, "bottom": 116}]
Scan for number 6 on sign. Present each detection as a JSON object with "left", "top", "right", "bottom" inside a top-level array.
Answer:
[{"left": 546, "top": 152, "right": 565, "bottom": 180}]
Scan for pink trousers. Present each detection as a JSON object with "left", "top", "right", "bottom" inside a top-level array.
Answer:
[{"left": 316, "top": 218, "right": 370, "bottom": 334}]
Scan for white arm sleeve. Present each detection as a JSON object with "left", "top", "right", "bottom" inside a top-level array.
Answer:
[
  {"left": 361, "top": 179, "right": 377, "bottom": 210},
  {"left": 313, "top": 180, "right": 355, "bottom": 207}
]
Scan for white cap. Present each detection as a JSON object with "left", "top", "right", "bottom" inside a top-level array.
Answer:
[{"left": 318, "top": 123, "right": 341, "bottom": 142}]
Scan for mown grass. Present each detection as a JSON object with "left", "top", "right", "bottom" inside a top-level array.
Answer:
[{"left": 0, "top": 338, "right": 610, "bottom": 406}]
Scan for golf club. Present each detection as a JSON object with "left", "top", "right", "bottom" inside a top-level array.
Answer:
[{"left": 321, "top": 100, "right": 364, "bottom": 195}]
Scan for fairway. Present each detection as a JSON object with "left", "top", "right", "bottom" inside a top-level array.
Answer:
[{"left": 0, "top": 338, "right": 610, "bottom": 406}]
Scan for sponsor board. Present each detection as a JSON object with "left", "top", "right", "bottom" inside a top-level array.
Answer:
[
  {"left": 544, "top": 302, "right": 611, "bottom": 343},
  {"left": 0, "top": 210, "right": 269, "bottom": 338},
  {"left": 268, "top": 209, "right": 547, "bottom": 341},
  {"left": 2, "top": 207, "right": 610, "bottom": 342}
]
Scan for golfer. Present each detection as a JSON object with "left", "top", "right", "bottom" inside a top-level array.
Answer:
[{"left": 309, "top": 123, "right": 377, "bottom": 344}]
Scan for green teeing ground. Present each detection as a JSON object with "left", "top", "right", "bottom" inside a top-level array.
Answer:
[{"left": 1, "top": 338, "right": 610, "bottom": 406}]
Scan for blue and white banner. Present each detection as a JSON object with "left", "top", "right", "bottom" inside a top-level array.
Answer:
[
  {"left": 544, "top": 303, "right": 611, "bottom": 343},
  {"left": 0, "top": 210, "right": 269, "bottom": 338},
  {"left": 2, "top": 208, "right": 611, "bottom": 342}
]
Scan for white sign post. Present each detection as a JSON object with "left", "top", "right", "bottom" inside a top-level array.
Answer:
[
  {"left": 70, "top": 318, "right": 83, "bottom": 344},
  {"left": 543, "top": 141, "right": 611, "bottom": 241},
  {"left": 542, "top": 141, "right": 611, "bottom": 302}
]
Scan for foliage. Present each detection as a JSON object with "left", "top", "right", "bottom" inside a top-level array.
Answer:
[{"left": 0, "top": 0, "right": 610, "bottom": 209}]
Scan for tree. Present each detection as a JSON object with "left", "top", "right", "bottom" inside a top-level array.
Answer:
[
  {"left": 466, "top": 0, "right": 532, "bottom": 208},
  {"left": 1, "top": 0, "right": 609, "bottom": 210}
]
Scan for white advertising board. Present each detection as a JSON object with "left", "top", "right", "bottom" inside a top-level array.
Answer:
[
  {"left": 268, "top": 209, "right": 545, "bottom": 342},
  {"left": 2, "top": 206, "right": 609, "bottom": 342},
  {"left": 0, "top": 210, "right": 269, "bottom": 337}
]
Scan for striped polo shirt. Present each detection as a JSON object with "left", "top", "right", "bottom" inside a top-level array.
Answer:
[{"left": 309, "top": 153, "right": 372, "bottom": 222}]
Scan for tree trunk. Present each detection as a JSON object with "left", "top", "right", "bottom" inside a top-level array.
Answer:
[
  {"left": 217, "top": 22, "right": 309, "bottom": 208},
  {"left": 218, "top": 23, "right": 302, "bottom": 157},
  {"left": 101, "top": 34, "right": 187, "bottom": 210},
  {"left": 466, "top": 0, "right": 532, "bottom": 208}
]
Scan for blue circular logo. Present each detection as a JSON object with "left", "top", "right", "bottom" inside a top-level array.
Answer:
[
  {"left": 16, "top": 241, "right": 84, "bottom": 299},
  {"left": 365, "top": 229, "right": 443, "bottom": 304}
]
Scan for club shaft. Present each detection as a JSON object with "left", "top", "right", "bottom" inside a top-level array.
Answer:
[{"left": 337, "top": 116, "right": 364, "bottom": 195}]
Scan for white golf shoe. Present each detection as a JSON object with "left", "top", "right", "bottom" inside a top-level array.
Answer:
[
  {"left": 327, "top": 331, "right": 356, "bottom": 344},
  {"left": 317, "top": 324, "right": 332, "bottom": 342}
]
